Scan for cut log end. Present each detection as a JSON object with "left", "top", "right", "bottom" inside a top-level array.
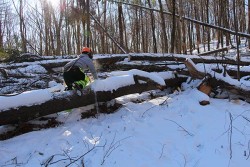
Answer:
[
  {"left": 199, "top": 100, "right": 210, "bottom": 106},
  {"left": 198, "top": 82, "right": 212, "bottom": 95}
]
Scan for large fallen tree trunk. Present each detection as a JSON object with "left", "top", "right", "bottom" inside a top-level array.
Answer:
[
  {"left": 128, "top": 53, "right": 250, "bottom": 66},
  {"left": 100, "top": 62, "right": 185, "bottom": 72},
  {"left": 0, "top": 70, "right": 187, "bottom": 125}
]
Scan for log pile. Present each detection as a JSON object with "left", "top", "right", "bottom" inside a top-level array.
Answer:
[
  {"left": 183, "top": 58, "right": 250, "bottom": 101},
  {"left": 0, "top": 52, "right": 250, "bottom": 127}
]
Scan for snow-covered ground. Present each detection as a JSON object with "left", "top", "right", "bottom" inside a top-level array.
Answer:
[{"left": 0, "top": 79, "right": 250, "bottom": 167}]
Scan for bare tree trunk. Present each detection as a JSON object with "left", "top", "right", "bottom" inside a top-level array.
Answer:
[
  {"left": 16, "top": 0, "right": 27, "bottom": 52},
  {"left": 140, "top": 6, "right": 146, "bottom": 52},
  {"left": 76, "top": 19, "right": 81, "bottom": 54},
  {"left": 0, "top": 1, "right": 3, "bottom": 48},
  {"left": 49, "top": 25, "right": 55, "bottom": 55},
  {"left": 42, "top": 1, "right": 50, "bottom": 56},
  {"left": 238, "top": 0, "right": 246, "bottom": 32},
  {"left": 213, "top": 0, "right": 221, "bottom": 49},
  {"left": 179, "top": 0, "right": 187, "bottom": 54},
  {"left": 176, "top": 18, "right": 182, "bottom": 53},
  {"left": 86, "top": 0, "right": 90, "bottom": 47},
  {"left": 134, "top": 7, "right": 140, "bottom": 52},
  {"left": 233, "top": 0, "right": 240, "bottom": 80},
  {"left": 216, "top": 0, "right": 224, "bottom": 49},
  {"left": 0, "top": 19, "right": 2, "bottom": 48},
  {"left": 118, "top": 3, "right": 125, "bottom": 53},
  {"left": 66, "top": 26, "right": 71, "bottom": 54},
  {"left": 248, "top": 0, "right": 250, "bottom": 49},
  {"left": 147, "top": 0, "right": 157, "bottom": 53},
  {"left": 80, "top": 0, "right": 86, "bottom": 47},
  {"left": 123, "top": 6, "right": 128, "bottom": 52},
  {"left": 158, "top": 0, "right": 168, "bottom": 53},
  {"left": 206, "top": 0, "right": 210, "bottom": 51},
  {"left": 188, "top": 22, "right": 193, "bottom": 54},
  {"left": 52, "top": 6, "right": 63, "bottom": 55},
  {"left": 171, "top": 0, "right": 176, "bottom": 53},
  {"left": 224, "top": 0, "right": 230, "bottom": 46},
  {"left": 194, "top": 0, "right": 201, "bottom": 53},
  {"left": 100, "top": 0, "right": 107, "bottom": 53},
  {"left": 39, "top": 30, "right": 43, "bottom": 55}
]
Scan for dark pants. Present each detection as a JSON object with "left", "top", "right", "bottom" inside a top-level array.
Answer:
[{"left": 63, "top": 67, "right": 85, "bottom": 90}]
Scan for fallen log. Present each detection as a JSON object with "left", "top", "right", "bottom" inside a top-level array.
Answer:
[
  {"left": 213, "top": 68, "right": 250, "bottom": 78},
  {"left": 94, "top": 54, "right": 127, "bottom": 70},
  {"left": 198, "top": 47, "right": 229, "bottom": 56},
  {"left": 104, "top": 63, "right": 185, "bottom": 72},
  {"left": 128, "top": 53, "right": 250, "bottom": 66},
  {"left": 0, "top": 70, "right": 187, "bottom": 125},
  {"left": 98, "top": 60, "right": 250, "bottom": 78}
]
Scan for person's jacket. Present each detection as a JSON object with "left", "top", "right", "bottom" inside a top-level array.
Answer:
[{"left": 64, "top": 54, "right": 98, "bottom": 79}]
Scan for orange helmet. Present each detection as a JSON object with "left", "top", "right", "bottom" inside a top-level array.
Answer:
[{"left": 82, "top": 47, "right": 91, "bottom": 53}]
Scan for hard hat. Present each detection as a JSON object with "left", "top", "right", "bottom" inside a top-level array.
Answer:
[{"left": 82, "top": 47, "right": 91, "bottom": 53}]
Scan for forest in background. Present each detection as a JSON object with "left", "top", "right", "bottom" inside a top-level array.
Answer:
[{"left": 0, "top": 0, "right": 249, "bottom": 58}]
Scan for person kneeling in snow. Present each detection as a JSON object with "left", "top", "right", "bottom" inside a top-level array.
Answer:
[{"left": 63, "top": 47, "right": 98, "bottom": 90}]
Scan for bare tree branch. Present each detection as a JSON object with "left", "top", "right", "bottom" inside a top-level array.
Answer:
[{"left": 164, "top": 118, "right": 194, "bottom": 137}]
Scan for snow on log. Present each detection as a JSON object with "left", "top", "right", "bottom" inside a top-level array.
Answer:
[
  {"left": 128, "top": 53, "right": 250, "bottom": 66},
  {"left": 184, "top": 58, "right": 250, "bottom": 99},
  {"left": 183, "top": 59, "right": 206, "bottom": 79},
  {"left": 0, "top": 70, "right": 186, "bottom": 125}
]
